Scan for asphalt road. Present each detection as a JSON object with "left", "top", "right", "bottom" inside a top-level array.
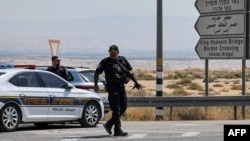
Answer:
[{"left": 0, "top": 120, "right": 249, "bottom": 141}]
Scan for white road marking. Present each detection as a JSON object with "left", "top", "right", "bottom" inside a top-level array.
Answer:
[
  {"left": 61, "top": 139, "right": 79, "bottom": 141},
  {"left": 128, "top": 134, "right": 147, "bottom": 139},
  {"left": 61, "top": 138, "right": 79, "bottom": 141},
  {"left": 181, "top": 132, "right": 200, "bottom": 137},
  {"left": 175, "top": 124, "right": 202, "bottom": 126}
]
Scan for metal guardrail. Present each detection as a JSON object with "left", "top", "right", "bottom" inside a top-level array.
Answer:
[
  {"left": 127, "top": 96, "right": 250, "bottom": 120},
  {"left": 127, "top": 96, "right": 250, "bottom": 107}
]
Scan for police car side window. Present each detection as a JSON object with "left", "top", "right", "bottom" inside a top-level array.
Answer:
[
  {"left": 9, "top": 72, "right": 39, "bottom": 87},
  {"left": 38, "top": 72, "right": 67, "bottom": 88},
  {"left": 9, "top": 77, "right": 18, "bottom": 86}
]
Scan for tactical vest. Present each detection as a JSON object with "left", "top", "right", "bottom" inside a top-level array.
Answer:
[{"left": 105, "top": 57, "right": 128, "bottom": 84}]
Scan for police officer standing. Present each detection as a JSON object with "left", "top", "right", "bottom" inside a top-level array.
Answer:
[
  {"left": 47, "top": 56, "right": 68, "bottom": 81},
  {"left": 94, "top": 45, "right": 132, "bottom": 136}
]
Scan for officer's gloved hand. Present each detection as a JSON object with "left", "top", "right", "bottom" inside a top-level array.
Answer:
[{"left": 133, "top": 83, "right": 142, "bottom": 90}]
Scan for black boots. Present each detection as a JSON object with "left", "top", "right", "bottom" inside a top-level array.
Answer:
[
  {"left": 114, "top": 127, "right": 128, "bottom": 136},
  {"left": 114, "top": 130, "right": 128, "bottom": 136},
  {"left": 103, "top": 123, "right": 112, "bottom": 135},
  {"left": 103, "top": 123, "right": 128, "bottom": 136}
]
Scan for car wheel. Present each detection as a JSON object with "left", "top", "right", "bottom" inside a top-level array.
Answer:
[
  {"left": 79, "top": 101, "right": 100, "bottom": 127},
  {"left": 0, "top": 104, "right": 20, "bottom": 132}
]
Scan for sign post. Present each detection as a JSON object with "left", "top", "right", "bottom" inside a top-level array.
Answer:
[{"left": 49, "top": 39, "right": 60, "bottom": 56}]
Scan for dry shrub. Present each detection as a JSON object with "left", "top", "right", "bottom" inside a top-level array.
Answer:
[
  {"left": 126, "top": 88, "right": 149, "bottom": 97},
  {"left": 122, "top": 108, "right": 155, "bottom": 121},
  {"left": 188, "top": 82, "right": 204, "bottom": 91},
  {"left": 213, "top": 84, "right": 223, "bottom": 87},
  {"left": 165, "top": 74, "right": 179, "bottom": 80},
  {"left": 233, "top": 80, "right": 240, "bottom": 84},
  {"left": 134, "top": 71, "right": 155, "bottom": 80},
  {"left": 205, "top": 107, "right": 235, "bottom": 120},
  {"left": 231, "top": 85, "right": 242, "bottom": 90},
  {"left": 166, "top": 83, "right": 181, "bottom": 89},
  {"left": 177, "top": 78, "right": 192, "bottom": 86},
  {"left": 209, "top": 88, "right": 214, "bottom": 92},
  {"left": 173, "top": 107, "right": 207, "bottom": 120},
  {"left": 221, "top": 89, "right": 229, "bottom": 92},
  {"left": 104, "top": 107, "right": 250, "bottom": 121},
  {"left": 211, "top": 70, "right": 242, "bottom": 79},
  {"left": 172, "top": 87, "right": 190, "bottom": 96}
]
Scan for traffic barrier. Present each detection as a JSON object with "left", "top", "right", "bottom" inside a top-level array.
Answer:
[{"left": 127, "top": 96, "right": 250, "bottom": 120}]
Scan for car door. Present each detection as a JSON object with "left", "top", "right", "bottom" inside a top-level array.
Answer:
[
  {"left": 38, "top": 71, "right": 81, "bottom": 121},
  {"left": 8, "top": 72, "right": 49, "bottom": 122}
]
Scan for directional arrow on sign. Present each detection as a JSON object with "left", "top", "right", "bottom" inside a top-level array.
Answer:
[
  {"left": 195, "top": 37, "right": 245, "bottom": 59},
  {"left": 195, "top": 14, "right": 245, "bottom": 36},
  {"left": 195, "top": 0, "right": 246, "bottom": 14}
]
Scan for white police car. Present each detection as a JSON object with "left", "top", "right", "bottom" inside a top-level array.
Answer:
[
  {"left": 0, "top": 68, "right": 104, "bottom": 132},
  {"left": 35, "top": 66, "right": 110, "bottom": 113}
]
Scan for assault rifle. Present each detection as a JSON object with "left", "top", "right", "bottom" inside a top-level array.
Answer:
[{"left": 116, "top": 60, "right": 142, "bottom": 90}]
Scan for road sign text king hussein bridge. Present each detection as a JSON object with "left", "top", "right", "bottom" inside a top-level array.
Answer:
[
  {"left": 195, "top": 38, "right": 245, "bottom": 59},
  {"left": 200, "top": 38, "right": 244, "bottom": 46}
]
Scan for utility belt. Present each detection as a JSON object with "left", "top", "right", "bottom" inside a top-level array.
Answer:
[
  {"left": 107, "top": 73, "right": 125, "bottom": 84},
  {"left": 105, "top": 80, "right": 125, "bottom": 92},
  {"left": 105, "top": 82, "right": 124, "bottom": 91}
]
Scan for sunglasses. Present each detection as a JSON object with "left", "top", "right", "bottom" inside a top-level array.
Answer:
[{"left": 53, "top": 60, "right": 60, "bottom": 62}]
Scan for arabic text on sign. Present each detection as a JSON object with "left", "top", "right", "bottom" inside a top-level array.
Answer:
[{"left": 196, "top": 14, "right": 244, "bottom": 36}]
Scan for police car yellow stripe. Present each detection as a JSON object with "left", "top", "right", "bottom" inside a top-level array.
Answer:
[{"left": 0, "top": 96, "right": 100, "bottom": 106}]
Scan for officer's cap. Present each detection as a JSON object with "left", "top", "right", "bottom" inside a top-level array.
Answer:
[
  {"left": 108, "top": 45, "right": 119, "bottom": 53},
  {"left": 51, "top": 56, "right": 61, "bottom": 61}
]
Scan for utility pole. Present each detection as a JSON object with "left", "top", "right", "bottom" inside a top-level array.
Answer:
[{"left": 155, "top": 0, "right": 164, "bottom": 120}]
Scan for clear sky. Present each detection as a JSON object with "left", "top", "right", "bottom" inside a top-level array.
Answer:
[
  {"left": 0, "top": 0, "right": 199, "bottom": 59},
  {"left": 0, "top": 0, "right": 198, "bottom": 20}
]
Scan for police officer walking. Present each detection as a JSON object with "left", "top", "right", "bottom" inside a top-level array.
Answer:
[{"left": 94, "top": 45, "right": 132, "bottom": 136}]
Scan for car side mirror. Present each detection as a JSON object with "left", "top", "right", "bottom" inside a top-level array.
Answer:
[{"left": 62, "top": 83, "right": 74, "bottom": 89}]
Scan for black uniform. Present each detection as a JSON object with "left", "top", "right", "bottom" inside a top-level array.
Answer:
[
  {"left": 95, "top": 55, "right": 132, "bottom": 133},
  {"left": 47, "top": 66, "right": 68, "bottom": 81}
]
